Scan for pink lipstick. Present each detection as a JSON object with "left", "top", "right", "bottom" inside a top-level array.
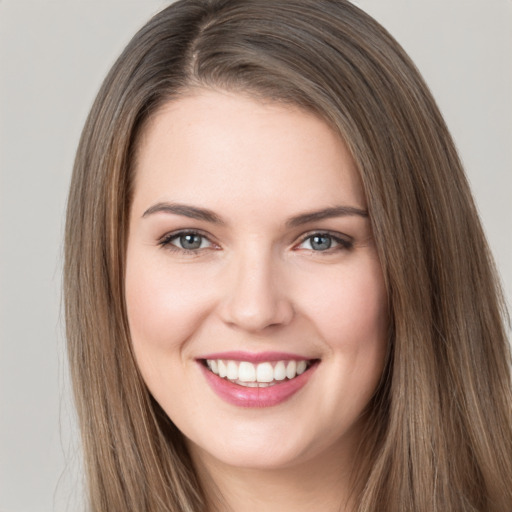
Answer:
[{"left": 197, "top": 352, "right": 319, "bottom": 408}]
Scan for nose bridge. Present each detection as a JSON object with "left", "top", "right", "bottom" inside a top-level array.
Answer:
[{"left": 219, "top": 243, "right": 294, "bottom": 332}]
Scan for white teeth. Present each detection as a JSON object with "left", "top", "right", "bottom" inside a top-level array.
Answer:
[
  {"left": 286, "top": 360, "right": 297, "bottom": 379},
  {"left": 238, "top": 361, "right": 256, "bottom": 382},
  {"left": 297, "top": 360, "right": 307, "bottom": 375},
  {"left": 218, "top": 360, "right": 227, "bottom": 378},
  {"left": 227, "top": 361, "right": 238, "bottom": 380},
  {"left": 274, "top": 361, "right": 286, "bottom": 381},
  {"left": 256, "top": 362, "right": 274, "bottom": 382},
  {"left": 205, "top": 358, "right": 313, "bottom": 383},
  {"left": 238, "top": 381, "right": 259, "bottom": 387}
]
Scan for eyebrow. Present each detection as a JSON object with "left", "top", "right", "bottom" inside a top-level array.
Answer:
[
  {"left": 285, "top": 205, "right": 368, "bottom": 227},
  {"left": 142, "top": 202, "right": 225, "bottom": 224},
  {"left": 142, "top": 202, "right": 368, "bottom": 226}
]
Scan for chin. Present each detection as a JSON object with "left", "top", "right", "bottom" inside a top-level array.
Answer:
[{"left": 185, "top": 412, "right": 348, "bottom": 473}]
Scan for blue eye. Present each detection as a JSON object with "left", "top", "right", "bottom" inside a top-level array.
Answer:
[
  {"left": 175, "top": 233, "right": 206, "bottom": 250},
  {"left": 307, "top": 234, "right": 333, "bottom": 251},
  {"left": 160, "top": 231, "right": 213, "bottom": 252},
  {"left": 298, "top": 233, "right": 352, "bottom": 252}
]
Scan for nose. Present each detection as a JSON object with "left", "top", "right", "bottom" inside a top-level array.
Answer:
[{"left": 218, "top": 250, "right": 295, "bottom": 333}]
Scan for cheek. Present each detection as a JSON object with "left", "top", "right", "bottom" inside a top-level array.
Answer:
[
  {"left": 301, "top": 257, "right": 388, "bottom": 403},
  {"left": 304, "top": 259, "right": 388, "bottom": 347},
  {"left": 301, "top": 264, "right": 388, "bottom": 433},
  {"left": 124, "top": 253, "right": 215, "bottom": 360}
]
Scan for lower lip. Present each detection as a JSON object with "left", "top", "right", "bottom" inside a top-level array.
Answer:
[{"left": 199, "top": 361, "right": 318, "bottom": 408}]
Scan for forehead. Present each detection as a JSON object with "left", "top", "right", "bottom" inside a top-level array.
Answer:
[{"left": 132, "top": 89, "right": 366, "bottom": 215}]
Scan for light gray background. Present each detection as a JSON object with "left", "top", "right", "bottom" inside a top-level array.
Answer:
[{"left": 1, "top": 1, "right": 510, "bottom": 511}]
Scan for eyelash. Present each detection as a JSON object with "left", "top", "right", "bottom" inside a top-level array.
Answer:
[{"left": 158, "top": 230, "right": 354, "bottom": 254}]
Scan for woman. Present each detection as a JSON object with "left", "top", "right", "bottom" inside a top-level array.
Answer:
[{"left": 64, "top": 0, "right": 512, "bottom": 510}]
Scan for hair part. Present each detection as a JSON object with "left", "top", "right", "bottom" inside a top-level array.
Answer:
[{"left": 65, "top": 1, "right": 512, "bottom": 510}]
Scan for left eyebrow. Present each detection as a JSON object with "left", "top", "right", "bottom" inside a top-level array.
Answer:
[{"left": 286, "top": 206, "right": 368, "bottom": 228}]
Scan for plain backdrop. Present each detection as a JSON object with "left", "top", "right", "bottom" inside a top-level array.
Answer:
[{"left": 0, "top": 1, "right": 511, "bottom": 511}]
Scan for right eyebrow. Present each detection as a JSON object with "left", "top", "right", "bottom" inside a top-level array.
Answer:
[{"left": 142, "top": 202, "right": 226, "bottom": 225}]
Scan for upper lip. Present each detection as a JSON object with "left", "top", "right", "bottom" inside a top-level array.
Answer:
[{"left": 197, "top": 351, "right": 317, "bottom": 363}]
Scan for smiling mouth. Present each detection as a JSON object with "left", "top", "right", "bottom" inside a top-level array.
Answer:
[{"left": 202, "top": 359, "right": 318, "bottom": 387}]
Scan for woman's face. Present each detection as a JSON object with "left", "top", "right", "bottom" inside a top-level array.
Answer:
[{"left": 125, "top": 89, "right": 388, "bottom": 471}]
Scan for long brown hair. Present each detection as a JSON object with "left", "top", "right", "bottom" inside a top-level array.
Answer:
[{"left": 64, "top": 1, "right": 512, "bottom": 510}]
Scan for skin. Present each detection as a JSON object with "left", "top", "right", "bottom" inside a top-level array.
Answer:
[{"left": 125, "top": 89, "right": 388, "bottom": 511}]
